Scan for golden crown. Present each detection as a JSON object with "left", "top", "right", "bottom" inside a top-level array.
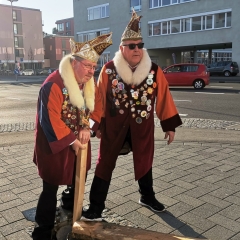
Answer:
[
  {"left": 70, "top": 32, "right": 113, "bottom": 63},
  {"left": 121, "top": 9, "right": 142, "bottom": 42}
]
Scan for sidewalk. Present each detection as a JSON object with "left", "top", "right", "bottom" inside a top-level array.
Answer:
[{"left": 0, "top": 125, "right": 240, "bottom": 240}]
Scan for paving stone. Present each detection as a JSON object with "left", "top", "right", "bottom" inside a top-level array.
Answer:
[
  {"left": 208, "top": 213, "right": 240, "bottom": 232},
  {"left": 230, "top": 232, "right": 240, "bottom": 240},
  {"left": 198, "top": 194, "right": 231, "bottom": 209},
  {"left": 5, "top": 230, "right": 32, "bottom": 240},
  {"left": 0, "top": 191, "right": 18, "bottom": 203},
  {"left": 203, "top": 225, "right": 235, "bottom": 240},
  {"left": 123, "top": 211, "right": 156, "bottom": 229},
  {"left": 150, "top": 212, "right": 185, "bottom": 229},
  {"left": 167, "top": 202, "right": 195, "bottom": 217},
  {"left": 224, "top": 195, "right": 240, "bottom": 206},
  {"left": 170, "top": 179, "right": 196, "bottom": 190},
  {"left": 147, "top": 222, "right": 175, "bottom": 233},
  {"left": 112, "top": 201, "right": 140, "bottom": 216},
  {"left": 161, "top": 186, "right": 188, "bottom": 198},
  {"left": 173, "top": 194, "right": 204, "bottom": 208},
  {"left": 209, "top": 187, "right": 236, "bottom": 199},
  {"left": 218, "top": 205, "right": 240, "bottom": 221},
  {"left": 1, "top": 208, "right": 24, "bottom": 223},
  {"left": 0, "top": 199, "right": 24, "bottom": 212},
  {"left": 184, "top": 186, "right": 212, "bottom": 199},
  {"left": 188, "top": 203, "right": 221, "bottom": 218},
  {"left": 171, "top": 223, "right": 204, "bottom": 239},
  {"left": 0, "top": 219, "right": 31, "bottom": 236},
  {"left": 179, "top": 212, "right": 215, "bottom": 232}
]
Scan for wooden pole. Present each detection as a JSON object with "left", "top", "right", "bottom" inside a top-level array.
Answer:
[{"left": 72, "top": 144, "right": 88, "bottom": 224}]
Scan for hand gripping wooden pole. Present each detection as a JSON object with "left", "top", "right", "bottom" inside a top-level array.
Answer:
[{"left": 72, "top": 144, "right": 88, "bottom": 224}]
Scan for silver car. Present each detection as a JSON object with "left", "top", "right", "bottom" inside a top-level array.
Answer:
[{"left": 207, "top": 61, "right": 239, "bottom": 77}]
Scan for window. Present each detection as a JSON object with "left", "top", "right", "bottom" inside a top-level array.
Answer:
[
  {"left": 181, "top": 18, "right": 191, "bottom": 32},
  {"left": 130, "top": 0, "right": 141, "bottom": 11},
  {"left": 167, "top": 65, "right": 181, "bottom": 73},
  {"left": 162, "top": 21, "right": 169, "bottom": 34},
  {"left": 88, "top": 4, "right": 109, "bottom": 20},
  {"left": 192, "top": 16, "right": 201, "bottom": 31},
  {"left": 181, "top": 65, "right": 198, "bottom": 72},
  {"left": 13, "top": 23, "right": 22, "bottom": 35},
  {"left": 62, "top": 50, "right": 66, "bottom": 57},
  {"left": 171, "top": 20, "right": 180, "bottom": 33},
  {"left": 153, "top": 22, "right": 161, "bottom": 35},
  {"left": 162, "top": 0, "right": 171, "bottom": 6},
  {"left": 14, "top": 37, "right": 18, "bottom": 47},
  {"left": 77, "top": 29, "right": 110, "bottom": 42},
  {"left": 226, "top": 12, "right": 231, "bottom": 27},
  {"left": 214, "top": 13, "right": 225, "bottom": 28},
  {"left": 12, "top": 10, "right": 17, "bottom": 20},
  {"left": 57, "top": 23, "right": 64, "bottom": 31},
  {"left": 15, "top": 49, "right": 24, "bottom": 58},
  {"left": 62, "top": 39, "right": 66, "bottom": 49},
  {"left": 206, "top": 15, "right": 213, "bottom": 29},
  {"left": 66, "top": 22, "right": 70, "bottom": 30}
]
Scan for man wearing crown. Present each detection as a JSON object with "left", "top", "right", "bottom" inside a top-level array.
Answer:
[
  {"left": 31, "top": 33, "right": 112, "bottom": 240},
  {"left": 81, "top": 10, "right": 182, "bottom": 221}
]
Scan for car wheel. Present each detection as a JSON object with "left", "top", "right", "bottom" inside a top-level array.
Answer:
[
  {"left": 224, "top": 71, "right": 231, "bottom": 77},
  {"left": 193, "top": 79, "right": 204, "bottom": 89}
]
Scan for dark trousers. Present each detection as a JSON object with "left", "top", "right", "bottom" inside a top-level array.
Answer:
[
  {"left": 89, "top": 168, "right": 155, "bottom": 215},
  {"left": 32, "top": 180, "right": 59, "bottom": 240}
]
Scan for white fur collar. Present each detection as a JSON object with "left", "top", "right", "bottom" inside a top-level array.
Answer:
[
  {"left": 59, "top": 54, "right": 95, "bottom": 112},
  {"left": 113, "top": 49, "right": 152, "bottom": 86}
]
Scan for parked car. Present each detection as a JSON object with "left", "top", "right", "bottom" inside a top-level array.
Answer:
[
  {"left": 207, "top": 61, "right": 239, "bottom": 77},
  {"left": 21, "top": 69, "right": 34, "bottom": 76},
  {"left": 163, "top": 63, "right": 209, "bottom": 89}
]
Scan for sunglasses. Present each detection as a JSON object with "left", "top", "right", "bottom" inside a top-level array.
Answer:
[{"left": 122, "top": 43, "right": 144, "bottom": 50}]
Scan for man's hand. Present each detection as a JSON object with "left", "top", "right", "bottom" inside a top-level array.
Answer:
[
  {"left": 71, "top": 139, "right": 86, "bottom": 156},
  {"left": 79, "top": 129, "right": 91, "bottom": 144},
  {"left": 96, "top": 130, "right": 101, "bottom": 139},
  {"left": 164, "top": 131, "right": 175, "bottom": 145}
]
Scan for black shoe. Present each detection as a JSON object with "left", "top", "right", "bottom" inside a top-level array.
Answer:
[
  {"left": 81, "top": 209, "right": 102, "bottom": 221},
  {"left": 139, "top": 198, "right": 165, "bottom": 212}
]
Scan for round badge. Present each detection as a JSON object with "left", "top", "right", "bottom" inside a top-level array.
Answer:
[
  {"left": 148, "top": 74, "right": 154, "bottom": 79},
  {"left": 62, "top": 88, "right": 68, "bottom": 94},
  {"left": 146, "top": 79, "right": 153, "bottom": 85},
  {"left": 141, "top": 96, "right": 147, "bottom": 102},
  {"left": 112, "top": 79, "right": 118, "bottom": 86},
  {"left": 119, "top": 109, "right": 124, "bottom": 114},
  {"left": 147, "top": 105, "right": 152, "bottom": 111},
  {"left": 146, "top": 113, "right": 150, "bottom": 119},
  {"left": 117, "top": 82, "right": 124, "bottom": 90},
  {"left": 146, "top": 99, "right": 151, "bottom": 105},
  {"left": 153, "top": 82, "right": 157, "bottom": 88},
  {"left": 141, "top": 111, "right": 147, "bottom": 117},
  {"left": 105, "top": 69, "right": 112, "bottom": 74},
  {"left": 136, "top": 101, "right": 140, "bottom": 105},
  {"left": 115, "top": 88, "right": 120, "bottom": 93},
  {"left": 132, "top": 113, "right": 136, "bottom": 118},
  {"left": 147, "top": 87, "right": 153, "bottom": 94},
  {"left": 136, "top": 117, "right": 142, "bottom": 124},
  {"left": 131, "top": 107, "right": 135, "bottom": 112}
]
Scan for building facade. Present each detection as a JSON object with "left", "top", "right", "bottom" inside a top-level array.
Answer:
[
  {"left": 43, "top": 35, "right": 73, "bottom": 68},
  {"left": 73, "top": 0, "right": 240, "bottom": 70},
  {"left": 55, "top": 18, "right": 74, "bottom": 36},
  {"left": 0, "top": 4, "right": 44, "bottom": 71}
]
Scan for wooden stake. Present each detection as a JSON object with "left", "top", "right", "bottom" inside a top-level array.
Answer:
[{"left": 72, "top": 144, "right": 88, "bottom": 224}]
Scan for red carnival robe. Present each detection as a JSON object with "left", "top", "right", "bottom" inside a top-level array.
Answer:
[
  {"left": 95, "top": 50, "right": 182, "bottom": 181},
  {"left": 33, "top": 70, "right": 101, "bottom": 185}
]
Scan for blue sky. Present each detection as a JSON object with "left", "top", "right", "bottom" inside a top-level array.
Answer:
[{"left": 0, "top": 0, "right": 73, "bottom": 34}]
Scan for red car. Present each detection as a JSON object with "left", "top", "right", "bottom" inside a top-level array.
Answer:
[{"left": 163, "top": 63, "right": 209, "bottom": 89}]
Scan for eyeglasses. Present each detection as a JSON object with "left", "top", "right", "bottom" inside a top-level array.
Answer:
[
  {"left": 80, "top": 62, "right": 96, "bottom": 71},
  {"left": 122, "top": 43, "right": 144, "bottom": 50}
]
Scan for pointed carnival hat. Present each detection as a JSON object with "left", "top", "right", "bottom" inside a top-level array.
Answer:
[
  {"left": 121, "top": 8, "right": 142, "bottom": 41},
  {"left": 69, "top": 32, "right": 112, "bottom": 63}
]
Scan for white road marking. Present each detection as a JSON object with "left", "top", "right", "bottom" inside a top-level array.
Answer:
[
  {"left": 179, "top": 114, "right": 188, "bottom": 116},
  {"left": 210, "top": 86, "right": 233, "bottom": 89},
  {"left": 6, "top": 97, "right": 21, "bottom": 100},
  {"left": 174, "top": 100, "right": 192, "bottom": 102},
  {"left": 195, "top": 92, "right": 225, "bottom": 94}
]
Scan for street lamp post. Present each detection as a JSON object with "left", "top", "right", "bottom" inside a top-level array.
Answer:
[{"left": 7, "top": 0, "right": 18, "bottom": 70}]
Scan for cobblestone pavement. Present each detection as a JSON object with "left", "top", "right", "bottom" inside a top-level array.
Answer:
[
  {"left": 1, "top": 118, "right": 240, "bottom": 133},
  {"left": 0, "top": 121, "right": 240, "bottom": 240}
]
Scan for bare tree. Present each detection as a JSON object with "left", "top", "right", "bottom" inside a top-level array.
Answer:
[
  {"left": 28, "top": 46, "right": 34, "bottom": 69},
  {"left": 4, "top": 47, "right": 10, "bottom": 70}
]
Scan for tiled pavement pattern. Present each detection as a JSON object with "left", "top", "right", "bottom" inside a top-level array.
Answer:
[
  {"left": 1, "top": 118, "right": 240, "bottom": 133},
  {"left": 0, "top": 124, "right": 240, "bottom": 239}
]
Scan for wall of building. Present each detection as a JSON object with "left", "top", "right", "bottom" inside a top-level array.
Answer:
[
  {"left": 0, "top": 4, "right": 44, "bottom": 70},
  {"left": 73, "top": 0, "right": 240, "bottom": 71}
]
